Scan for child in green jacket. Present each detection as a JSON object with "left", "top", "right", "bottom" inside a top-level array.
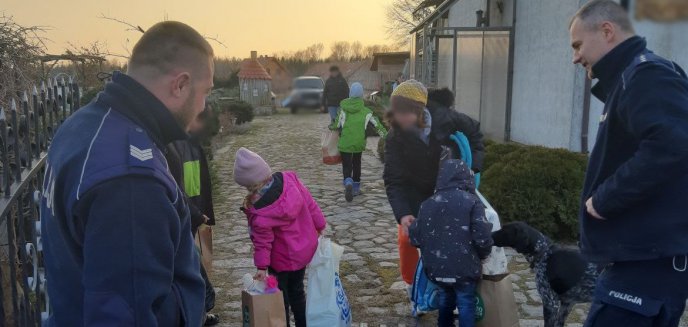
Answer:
[{"left": 331, "top": 82, "right": 387, "bottom": 202}]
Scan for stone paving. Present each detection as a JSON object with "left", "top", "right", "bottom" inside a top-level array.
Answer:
[{"left": 207, "top": 110, "right": 688, "bottom": 327}]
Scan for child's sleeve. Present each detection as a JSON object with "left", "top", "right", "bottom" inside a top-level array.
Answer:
[
  {"left": 297, "top": 177, "right": 327, "bottom": 232},
  {"left": 408, "top": 204, "right": 425, "bottom": 248},
  {"left": 368, "top": 112, "right": 388, "bottom": 138},
  {"left": 250, "top": 220, "right": 274, "bottom": 270},
  {"left": 470, "top": 201, "right": 494, "bottom": 260}
]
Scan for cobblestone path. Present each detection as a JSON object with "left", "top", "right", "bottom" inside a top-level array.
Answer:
[{"left": 208, "top": 110, "right": 687, "bottom": 327}]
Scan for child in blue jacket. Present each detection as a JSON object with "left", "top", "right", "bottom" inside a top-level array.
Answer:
[{"left": 409, "top": 158, "right": 493, "bottom": 327}]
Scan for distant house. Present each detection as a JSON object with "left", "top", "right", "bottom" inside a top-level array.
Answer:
[
  {"left": 410, "top": 0, "right": 687, "bottom": 152},
  {"left": 258, "top": 56, "right": 292, "bottom": 93},
  {"left": 238, "top": 51, "right": 273, "bottom": 110},
  {"left": 370, "top": 51, "right": 410, "bottom": 94}
]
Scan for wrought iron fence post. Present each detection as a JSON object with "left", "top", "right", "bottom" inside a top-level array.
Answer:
[
  {"left": 12, "top": 100, "right": 22, "bottom": 183},
  {"left": 1, "top": 108, "right": 10, "bottom": 196},
  {"left": 32, "top": 86, "right": 40, "bottom": 159},
  {"left": 60, "top": 78, "right": 67, "bottom": 125},
  {"left": 2, "top": 102, "right": 21, "bottom": 324},
  {"left": 23, "top": 91, "right": 32, "bottom": 169}
]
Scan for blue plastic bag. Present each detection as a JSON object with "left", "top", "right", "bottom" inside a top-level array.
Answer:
[{"left": 411, "top": 259, "right": 441, "bottom": 316}]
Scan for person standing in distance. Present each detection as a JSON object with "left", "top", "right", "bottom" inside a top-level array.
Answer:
[
  {"left": 570, "top": 1, "right": 688, "bottom": 326},
  {"left": 40, "top": 21, "right": 214, "bottom": 326},
  {"left": 322, "top": 65, "right": 350, "bottom": 121}
]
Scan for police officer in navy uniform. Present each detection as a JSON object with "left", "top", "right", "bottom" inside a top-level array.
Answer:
[
  {"left": 569, "top": 1, "right": 688, "bottom": 326},
  {"left": 40, "top": 21, "right": 214, "bottom": 326}
]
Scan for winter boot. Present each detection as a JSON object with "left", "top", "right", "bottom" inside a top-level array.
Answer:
[
  {"left": 344, "top": 178, "right": 354, "bottom": 202},
  {"left": 353, "top": 182, "right": 362, "bottom": 196}
]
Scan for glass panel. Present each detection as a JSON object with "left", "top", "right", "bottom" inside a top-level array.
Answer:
[
  {"left": 454, "top": 31, "right": 484, "bottom": 121},
  {"left": 437, "top": 37, "right": 454, "bottom": 90},
  {"left": 479, "top": 31, "right": 510, "bottom": 140}
]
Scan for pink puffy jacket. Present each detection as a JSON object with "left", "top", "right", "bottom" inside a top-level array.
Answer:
[{"left": 244, "top": 172, "right": 327, "bottom": 272}]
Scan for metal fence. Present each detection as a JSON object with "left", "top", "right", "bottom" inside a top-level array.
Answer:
[{"left": 0, "top": 77, "right": 80, "bottom": 326}]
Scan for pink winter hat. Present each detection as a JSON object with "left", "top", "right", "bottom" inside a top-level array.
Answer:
[{"left": 233, "top": 147, "right": 272, "bottom": 187}]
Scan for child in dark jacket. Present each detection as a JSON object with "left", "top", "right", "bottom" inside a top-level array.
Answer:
[
  {"left": 409, "top": 159, "right": 493, "bottom": 327},
  {"left": 234, "top": 147, "right": 327, "bottom": 327}
]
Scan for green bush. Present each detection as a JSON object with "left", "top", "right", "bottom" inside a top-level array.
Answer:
[
  {"left": 482, "top": 141, "right": 523, "bottom": 172},
  {"left": 481, "top": 145, "right": 588, "bottom": 241},
  {"left": 224, "top": 99, "right": 254, "bottom": 125},
  {"left": 80, "top": 86, "right": 104, "bottom": 106}
]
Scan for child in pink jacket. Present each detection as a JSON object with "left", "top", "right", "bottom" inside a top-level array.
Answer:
[{"left": 234, "top": 147, "right": 326, "bottom": 327}]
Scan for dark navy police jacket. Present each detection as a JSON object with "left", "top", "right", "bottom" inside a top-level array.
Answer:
[
  {"left": 41, "top": 72, "right": 205, "bottom": 326},
  {"left": 580, "top": 36, "right": 688, "bottom": 263}
]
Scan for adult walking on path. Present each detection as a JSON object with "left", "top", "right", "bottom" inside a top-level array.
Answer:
[
  {"left": 382, "top": 81, "right": 484, "bottom": 304},
  {"left": 40, "top": 21, "right": 214, "bottom": 326},
  {"left": 569, "top": 1, "right": 688, "bottom": 326},
  {"left": 166, "top": 109, "right": 220, "bottom": 326},
  {"left": 323, "top": 65, "right": 350, "bottom": 121}
]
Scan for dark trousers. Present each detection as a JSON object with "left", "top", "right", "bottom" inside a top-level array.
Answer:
[
  {"left": 269, "top": 268, "right": 306, "bottom": 327},
  {"left": 584, "top": 256, "right": 688, "bottom": 327},
  {"left": 438, "top": 281, "right": 477, "bottom": 327},
  {"left": 200, "top": 264, "right": 215, "bottom": 313},
  {"left": 341, "top": 152, "right": 362, "bottom": 182}
]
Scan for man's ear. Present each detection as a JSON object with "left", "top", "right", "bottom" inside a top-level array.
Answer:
[
  {"left": 171, "top": 72, "right": 192, "bottom": 98},
  {"left": 601, "top": 21, "right": 616, "bottom": 42}
]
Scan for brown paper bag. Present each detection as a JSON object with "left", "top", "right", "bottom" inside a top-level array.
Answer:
[
  {"left": 476, "top": 277, "right": 520, "bottom": 327},
  {"left": 195, "top": 224, "right": 213, "bottom": 271},
  {"left": 241, "top": 290, "right": 287, "bottom": 327}
]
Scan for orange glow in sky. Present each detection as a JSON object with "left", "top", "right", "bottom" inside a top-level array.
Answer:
[{"left": 5, "top": 0, "right": 394, "bottom": 59}]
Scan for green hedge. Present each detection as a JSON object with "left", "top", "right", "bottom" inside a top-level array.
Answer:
[{"left": 481, "top": 143, "right": 588, "bottom": 241}]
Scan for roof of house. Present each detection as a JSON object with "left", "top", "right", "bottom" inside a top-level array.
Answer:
[
  {"left": 410, "top": 0, "right": 458, "bottom": 34},
  {"left": 257, "top": 56, "right": 289, "bottom": 73},
  {"left": 370, "top": 52, "right": 410, "bottom": 71},
  {"left": 238, "top": 58, "right": 272, "bottom": 80}
]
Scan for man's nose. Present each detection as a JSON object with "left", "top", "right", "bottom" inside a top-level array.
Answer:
[{"left": 572, "top": 53, "right": 581, "bottom": 65}]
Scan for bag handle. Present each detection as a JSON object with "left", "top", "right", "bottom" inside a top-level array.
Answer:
[{"left": 449, "top": 131, "right": 480, "bottom": 188}]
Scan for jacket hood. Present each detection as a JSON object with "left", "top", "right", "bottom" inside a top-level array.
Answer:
[
  {"left": 247, "top": 172, "right": 304, "bottom": 220},
  {"left": 340, "top": 97, "right": 365, "bottom": 114},
  {"left": 436, "top": 159, "right": 475, "bottom": 191}
]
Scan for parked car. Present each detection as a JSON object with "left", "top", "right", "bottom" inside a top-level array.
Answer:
[{"left": 284, "top": 76, "right": 324, "bottom": 114}]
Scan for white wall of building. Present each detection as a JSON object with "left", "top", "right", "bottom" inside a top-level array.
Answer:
[{"left": 509, "top": 0, "right": 583, "bottom": 150}]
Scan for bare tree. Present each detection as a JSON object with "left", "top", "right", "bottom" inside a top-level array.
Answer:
[
  {"left": 385, "top": 0, "right": 434, "bottom": 47},
  {"left": 329, "top": 41, "right": 352, "bottom": 62},
  {"left": 0, "top": 14, "right": 46, "bottom": 107},
  {"left": 350, "top": 41, "right": 364, "bottom": 61},
  {"left": 98, "top": 13, "right": 227, "bottom": 56}
]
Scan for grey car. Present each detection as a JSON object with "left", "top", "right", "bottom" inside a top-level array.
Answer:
[{"left": 284, "top": 76, "right": 324, "bottom": 114}]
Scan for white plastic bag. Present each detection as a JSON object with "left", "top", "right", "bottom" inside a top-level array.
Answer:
[
  {"left": 321, "top": 130, "right": 342, "bottom": 165},
  {"left": 306, "top": 237, "right": 352, "bottom": 327},
  {"left": 477, "top": 191, "right": 509, "bottom": 278}
]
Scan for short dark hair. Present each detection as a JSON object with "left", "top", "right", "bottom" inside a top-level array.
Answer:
[
  {"left": 129, "top": 21, "right": 214, "bottom": 75},
  {"left": 570, "top": 0, "right": 635, "bottom": 33},
  {"left": 329, "top": 65, "right": 340, "bottom": 73},
  {"left": 428, "top": 88, "right": 455, "bottom": 108}
]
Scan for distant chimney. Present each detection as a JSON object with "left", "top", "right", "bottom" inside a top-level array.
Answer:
[{"left": 251, "top": 51, "right": 257, "bottom": 59}]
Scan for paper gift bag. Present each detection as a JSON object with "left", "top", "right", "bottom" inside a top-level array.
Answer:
[
  {"left": 476, "top": 278, "right": 520, "bottom": 327},
  {"left": 194, "top": 224, "right": 214, "bottom": 271},
  {"left": 321, "top": 130, "right": 342, "bottom": 165},
  {"left": 241, "top": 290, "right": 287, "bottom": 327}
]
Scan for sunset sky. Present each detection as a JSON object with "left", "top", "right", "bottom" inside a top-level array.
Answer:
[{"left": 5, "top": 0, "right": 395, "bottom": 59}]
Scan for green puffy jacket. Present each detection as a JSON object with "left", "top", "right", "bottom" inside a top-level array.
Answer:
[{"left": 332, "top": 97, "right": 387, "bottom": 153}]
